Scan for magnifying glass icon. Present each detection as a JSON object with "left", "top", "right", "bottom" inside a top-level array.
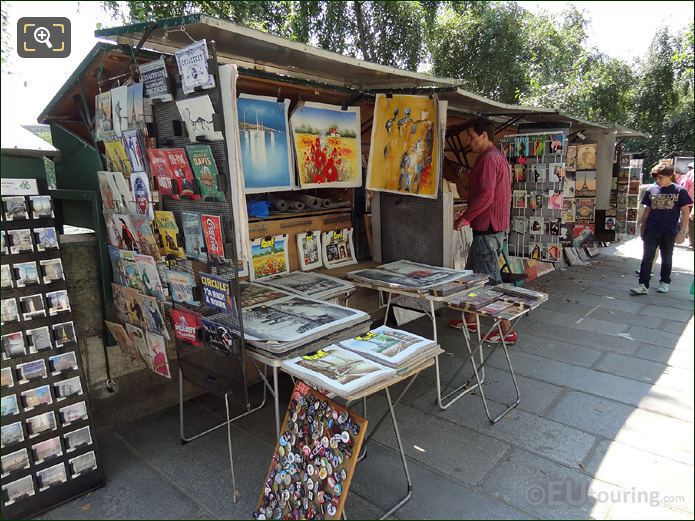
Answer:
[{"left": 33, "top": 26, "right": 53, "bottom": 49}]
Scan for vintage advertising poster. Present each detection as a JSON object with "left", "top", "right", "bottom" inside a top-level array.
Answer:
[
  {"left": 200, "top": 318, "right": 239, "bottom": 356},
  {"left": 511, "top": 215, "right": 527, "bottom": 235},
  {"left": 186, "top": 144, "right": 224, "bottom": 201},
  {"left": 134, "top": 254, "right": 166, "bottom": 300},
  {"left": 237, "top": 94, "right": 295, "bottom": 193},
  {"left": 321, "top": 229, "right": 356, "bottom": 269},
  {"left": 549, "top": 162, "right": 566, "bottom": 181},
  {"left": 251, "top": 235, "right": 290, "bottom": 280},
  {"left": 175, "top": 39, "right": 215, "bottom": 94},
  {"left": 137, "top": 294, "right": 169, "bottom": 340},
  {"left": 528, "top": 241, "right": 542, "bottom": 260},
  {"left": 180, "top": 211, "right": 208, "bottom": 262},
  {"left": 146, "top": 149, "right": 176, "bottom": 196},
  {"left": 366, "top": 94, "right": 441, "bottom": 198},
  {"left": 290, "top": 101, "right": 362, "bottom": 189},
  {"left": 167, "top": 270, "right": 200, "bottom": 307},
  {"left": 296, "top": 230, "right": 322, "bottom": 271},
  {"left": 545, "top": 243, "right": 562, "bottom": 263},
  {"left": 576, "top": 144, "right": 597, "bottom": 170},
  {"left": 530, "top": 163, "right": 547, "bottom": 183},
  {"left": 139, "top": 57, "right": 173, "bottom": 102},
  {"left": 104, "top": 321, "right": 140, "bottom": 361},
  {"left": 122, "top": 129, "right": 147, "bottom": 173},
  {"left": 176, "top": 95, "right": 223, "bottom": 142},
  {"left": 103, "top": 136, "right": 132, "bottom": 176},
  {"left": 575, "top": 198, "right": 596, "bottom": 223},
  {"left": 130, "top": 171, "right": 153, "bottom": 220},
  {"left": 575, "top": 170, "right": 597, "bottom": 197},
  {"left": 566, "top": 145, "right": 577, "bottom": 172},
  {"left": 573, "top": 223, "right": 595, "bottom": 247},
  {"left": 529, "top": 135, "right": 545, "bottom": 157},
  {"left": 200, "top": 214, "right": 225, "bottom": 262},
  {"left": 200, "top": 273, "right": 235, "bottom": 314},
  {"left": 131, "top": 215, "right": 161, "bottom": 260},
  {"left": 339, "top": 325, "right": 436, "bottom": 368},
  {"left": 110, "top": 85, "right": 128, "bottom": 137},
  {"left": 145, "top": 332, "right": 171, "bottom": 379},
  {"left": 94, "top": 91, "right": 112, "bottom": 140},
  {"left": 163, "top": 148, "right": 197, "bottom": 198},
  {"left": 154, "top": 211, "right": 185, "bottom": 258},
  {"left": 170, "top": 309, "right": 203, "bottom": 347},
  {"left": 529, "top": 216, "right": 544, "bottom": 235},
  {"left": 125, "top": 324, "right": 149, "bottom": 365},
  {"left": 512, "top": 190, "right": 527, "bottom": 209},
  {"left": 548, "top": 190, "right": 564, "bottom": 210}
]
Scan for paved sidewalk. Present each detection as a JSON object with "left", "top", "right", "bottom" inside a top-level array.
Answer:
[{"left": 39, "top": 239, "right": 694, "bottom": 520}]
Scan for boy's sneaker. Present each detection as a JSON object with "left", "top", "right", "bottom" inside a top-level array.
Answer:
[
  {"left": 657, "top": 282, "right": 669, "bottom": 293},
  {"left": 630, "top": 284, "right": 649, "bottom": 295},
  {"left": 484, "top": 330, "right": 518, "bottom": 345}
]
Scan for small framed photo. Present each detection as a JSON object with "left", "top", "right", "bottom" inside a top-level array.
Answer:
[
  {"left": 1, "top": 367, "right": 15, "bottom": 388},
  {"left": 14, "top": 261, "right": 40, "bottom": 287},
  {"left": 37, "top": 462, "right": 68, "bottom": 491},
  {"left": 64, "top": 426, "right": 92, "bottom": 452},
  {"left": 1, "top": 264, "right": 13, "bottom": 289},
  {"left": 34, "top": 227, "right": 59, "bottom": 251},
  {"left": 1, "top": 394, "right": 20, "bottom": 417},
  {"left": 2, "top": 474, "right": 35, "bottom": 505},
  {"left": 26, "top": 410, "right": 57, "bottom": 437},
  {"left": 49, "top": 351, "right": 78, "bottom": 374},
  {"left": 53, "top": 321, "right": 77, "bottom": 347},
  {"left": 60, "top": 400, "right": 88, "bottom": 426},
  {"left": 69, "top": 450, "right": 97, "bottom": 476},
  {"left": 1, "top": 298, "right": 21, "bottom": 325},
  {"left": 45, "top": 290, "right": 71, "bottom": 316},
  {"left": 40, "top": 258, "right": 65, "bottom": 284},
  {"left": 54, "top": 376, "right": 83, "bottom": 401},
  {"left": 8, "top": 229, "right": 34, "bottom": 254},
  {"left": 32, "top": 436, "right": 63, "bottom": 464},
  {"left": 2, "top": 331, "right": 27, "bottom": 359},
  {"left": 3, "top": 196, "right": 29, "bottom": 221},
  {"left": 1, "top": 448, "right": 30, "bottom": 476},
  {"left": 27, "top": 326, "right": 52, "bottom": 353},
  {"left": 21, "top": 384, "right": 53, "bottom": 410},
  {"left": 1, "top": 421, "right": 24, "bottom": 448},
  {"left": 16, "top": 359, "right": 48, "bottom": 383},
  {"left": 29, "top": 196, "right": 54, "bottom": 219},
  {"left": 19, "top": 294, "right": 46, "bottom": 321}
]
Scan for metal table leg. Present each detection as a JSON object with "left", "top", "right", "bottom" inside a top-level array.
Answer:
[
  {"left": 224, "top": 391, "right": 240, "bottom": 503},
  {"left": 272, "top": 364, "right": 281, "bottom": 438}
]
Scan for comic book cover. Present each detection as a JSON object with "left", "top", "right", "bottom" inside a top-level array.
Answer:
[
  {"left": 162, "top": 148, "right": 197, "bottom": 198},
  {"left": 186, "top": 145, "right": 224, "bottom": 201}
]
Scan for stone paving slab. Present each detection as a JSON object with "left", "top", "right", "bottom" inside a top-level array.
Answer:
[
  {"left": 634, "top": 343, "right": 695, "bottom": 369},
  {"left": 522, "top": 308, "right": 630, "bottom": 336},
  {"left": 547, "top": 301, "right": 667, "bottom": 330},
  {"left": 626, "top": 325, "right": 685, "bottom": 349},
  {"left": 640, "top": 305, "right": 694, "bottom": 323},
  {"left": 510, "top": 332, "right": 605, "bottom": 368},
  {"left": 594, "top": 353, "right": 694, "bottom": 393}
]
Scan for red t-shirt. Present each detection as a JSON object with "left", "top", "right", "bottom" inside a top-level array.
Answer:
[{"left": 462, "top": 147, "right": 512, "bottom": 232}]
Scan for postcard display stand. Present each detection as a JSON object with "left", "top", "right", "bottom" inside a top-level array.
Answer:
[
  {"left": 1, "top": 190, "right": 104, "bottom": 519},
  {"left": 615, "top": 154, "right": 643, "bottom": 237}
]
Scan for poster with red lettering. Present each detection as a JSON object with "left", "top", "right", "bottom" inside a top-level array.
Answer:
[
  {"left": 163, "top": 148, "right": 199, "bottom": 199},
  {"left": 146, "top": 149, "right": 176, "bottom": 196},
  {"left": 201, "top": 214, "right": 225, "bottom": 262},
  {"left": 170, "top": 308, "right": 203, "bottom": 347}
]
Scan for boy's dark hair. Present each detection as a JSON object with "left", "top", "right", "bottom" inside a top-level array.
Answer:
[
  {"left": 651, "top": 163, "right": 676, "bottom": 181},
  {"left": 468, "top": 118, "right": 495, "bottom": 141}
]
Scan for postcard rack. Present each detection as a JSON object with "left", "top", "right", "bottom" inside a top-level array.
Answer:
[{"left": 1, "top": 190, "right": 104, "bottom": 520}]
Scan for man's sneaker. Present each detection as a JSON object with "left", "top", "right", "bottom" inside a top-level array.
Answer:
[
  {"left": 657, "top": 282, "right": 669, "bottom": 293},
  {"left": 448, "top": 319, "right": 478, "bottom": 332},
  {"left": 484, "top": 330, "right": 518, "bottom": 345},
  {"left": 630, "top": 284, "right": 649, "bottom": 295}
]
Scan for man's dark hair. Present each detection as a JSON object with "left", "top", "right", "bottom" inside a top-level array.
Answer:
[{"left": 468, "top": 118, "right": 495, "bottom": 141}]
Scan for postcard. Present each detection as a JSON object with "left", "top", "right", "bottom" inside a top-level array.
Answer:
[
  {"left": 53, "top": 321, "right": 77, "bottom": 347},
  {"left": 59, "top": 400, "right": 88, "bottom": 426},
  {"left": 1, "top": 421, "right": 24, "bottom": 448},
  {"left": 64, "top": 426, "right": 93, "bottom": 452},
  {"left": 48, "top": 351, "right": 78, "bottom": 374},
  {"left": 1, "top": 448, "right": 30, "bottom": 475},
  {"left": 27, "top": 326, "right": 52, "bottom": 353},
  {"left": 296, "top": 230, "right": 322, "bottom": 271},
  {"left": 26, "top": 410, "right": 57, "bottom": 437},
  {"left": 2, "top": 331, "right": 26, "bottom": 359},
  {"left": 54, "top": 376, "right": 83, "bottom": 400},
  {"left": 21, "top": 384, "right": 52, "bottom": 410}
]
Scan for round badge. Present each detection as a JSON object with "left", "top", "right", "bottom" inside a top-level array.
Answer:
[
  {"left": 303, "top": 445, "right": 311, "bottom": 457},
  {"left": 327, "top": 476, "right": 336, "bottom": 489},
  {"left": 329, "top": 437, "right": 338, "bottom": 449},
  {"left": 326, "top": 503, "right": 336, "bottom": 517},
  {"left": 318, "top": 467, "right": 328, "bottom": 480},
  {"left": 284, "top": 473, "right": 292, "bottom": 486},
  {"left": 282, "top": 490, "right": 290, "bottom": 501},
  {"left": 338, "top": 411, "right": 348, "bottom": 424},
  {"left": 334, "top": 483, "right": 342, "bottom": 496},
  {"left": 321, "top": 437, "right": 329, "bottom": 448},
  {"left": 288, "top": 452, "right": 295, "bottom": 464},
  {"left": 326, "top": 463, "right": 333, "bottom": 476},
  {"left": 307, "top": 464, "right": 314, "bottom": 476},
  {"left": 332, "top": 456, "right": 339, "bottom": 469},
  {"left": 317, "top": 491, "right": 325, "bottom": 504},
  {"left": 340, "top": 431, "right": 349, "bottom": 443}
]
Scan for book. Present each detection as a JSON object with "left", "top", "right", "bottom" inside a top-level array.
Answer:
[
  {"left": 154, "top": 211, "right": 185, "bottom": 258},
  {"left": 339, "top": 325, "right": 436, "bottom": 368},
  {"left": 447, "top": 288, "right": 503, "bottom": 310},
  {"left": 186, "top": 144, "right": 224, "bottom": 201},
  {"left": 180, "top": 211, "right": 208, "bottom": 262}
]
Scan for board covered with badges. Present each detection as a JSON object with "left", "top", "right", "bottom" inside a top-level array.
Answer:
[
  {"left": 254, "top": 381, "right": 367, "bottom": 520},
  {"left": 1, "top": 187, "right": 104, "bottom": 519}
]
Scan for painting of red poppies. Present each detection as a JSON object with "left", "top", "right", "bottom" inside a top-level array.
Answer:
[{"left": 290, "top": 102, "right": 362, "bottom": 189}]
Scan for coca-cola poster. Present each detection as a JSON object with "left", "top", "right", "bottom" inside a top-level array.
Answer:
[
  {"left": 170, "top": 308, "right": 202, "bottom": 347},
  {"left": 201, "top": 214, "right": 225, "bottom": 261}
]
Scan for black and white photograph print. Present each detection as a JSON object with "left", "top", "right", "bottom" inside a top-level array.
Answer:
[
  {"left": 19, "top": 294, "right": 46, "bottom": 321},
  {"left": 54, "top": 376, "right": 83, "bottom": 400},
  {"left": 1, "top": 264, "right": 13, "bottom": 289},
  {"left": 2, "top": 474, "right": 35, "bottom": 505},
  {"left": 1, "top": 421, "right": 24, "bottom": 448},
  {"left": 1, "top": 298, "right": 21, "bottom": 325},
  {"left": 37, "top": 462, "right": 68, "bottom": 491},
  {"left": 3, "top": 196, "right": 29, "bottom": 221},
  {"left": 40, "top": 258, "right": 65, "bottom": 284},
  {"left": 2, "top": 331, "right": 27, "bottom": 359},
  {"left": 1, "top": 231, "right": 6, "bottom": 255},
  {"left": 32, "top": 436, "right": 63, "bottom": 463},
  {"left": 59, "top": 400, "right": 88, "bottom": 425},
  {"left": 1, "top": 394, "right": 20, "bottom": 417},
  {"left": 14, "top": 261, "right": 40, "bottom": 287},
  {"left": 34, "top": 227, "right": 60, "bottom": 251},
  {"left": 1, "top": 448, "right": 30, "bottom": 476},
  {"left": 259, "top": 271, "right": 354, "bottom": 300},
  {"left": 28, "top": 326, "right": 52, "bottom": 353},
  {"left": 52, "top": 321, "right": 77, "bottom": 347},
  {"left": 46, "top": 290, "right": 71, "bottom": 316},
  {"left": 1, "top": 367, "right": 15, "bottom": 388},
  {"left": 26, "top": 410, "right": 57, "bottom": 437},
  {"left": 16, "top": 359, "right": 48, "bottom": 383},
  {"left": 8, "top": 228, "right": 34, "bottom": 254},
  {"left": 64, "top": 426, "right": 92, "bottom": 452},
  {"left": 21, "top": 384, "right": 53, "bottom": 410},
  {"left": 29, "top": 195, "right": 54, "bottom": 219},
  {"left": 49, "top": 351, "right": 78, "bottom": 373},
  {"left": 69, "top": 450, "right": 97, "bottom": 476}
]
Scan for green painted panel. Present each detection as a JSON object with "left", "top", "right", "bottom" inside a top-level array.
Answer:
[{"left": 0, "top": 155, "right": 47, "bottom": 181}]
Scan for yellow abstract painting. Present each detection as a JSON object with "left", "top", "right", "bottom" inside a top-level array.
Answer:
[{"left": 366, "top": 94, "right": 441, "bottom": 198}]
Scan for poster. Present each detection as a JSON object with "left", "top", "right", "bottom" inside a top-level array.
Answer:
[
  {"left": 290, "top": 101, "right": 362, "bottom": 188},
  {"left": 575, "top": 170, "right": 597, "bottom": 197},
  {"left": 145, "top": 332, "right": 171, "bottom": 379},
  {"left": 104, "top": 321, "right": 140, "bottom": 361},
  {"left": 513, "top": 190, "right": 527, "bottom": 209},
  {"left": 176, "top": 95, "right": 223, "bottom": 142},
  {"left": 103, "top": 136, "right": 131, "bottom": 176},
  {"left": 576, "top": 144, "right": 597, "bottom": 170},
  {"left": 94, "top": 92, "right": 112, "bottom": 140},
  {"left": 339, "top": 325, "right": 436, "bottom": 368},
  {"left": 366, "top": 94, "right": 441, "bottom": 198},
  {"left": 250, "top": 235, "right": 290, "bottom": 280},
  {"left": 573, "top": 223, "right": 595, "bottom": 247},
  {"left": 237, "top": 94, "right": 294, "bottom": 193},
  {"left": 296, "top": 230, "right": 322, "bottom": 271},
  {"left": 122, "top": 129, "right": 147, "bottom": 173},
  {"left": 175, "top": 39, "right": 215, "bottom": 94},
  {"left": 130, "top": 171, "right": 153, "bottom": 220},
  {"left": 529, "top": 217, "right": 544, "bottom": 235},
  {"left": 170, "top": 309, "right": 202, "bottom": 347},
  {"left": 154, "top": 211, "right": 185, "bottom": 258},
  {"left": 200, "top": 214, "right": 225, "bottom": 262},
  {"left": 200, "top": 318, "right": 239, "bottom": 356},
  {"left": 321, "top": 229, "right": 356, "bottom": 269},
  {"left": 548, "top": 190, "right": 564, "bottom": 210},
  {"left": 239, "top": 283, "right": 290, "bottom": 308},
  {"left": 186, "top": 144, "right": 224, "bottom": 200},
  {"left": 200, "top": 272, "right": 235, "bottom": 314},
  {"left": 180, "top": 211, "right": 208, "bottom": 262},
  {"left": 575, "top": 198, "right": 596, "bottom": 223},
  {"left": 566, "top": 145, "right": 577, "bottom": 172},
  {"left": 110, "top": 85, "right": 128, "bottom": 137},
  {"left": 258, "top": 271, "right": 354, "bottom": 300}
]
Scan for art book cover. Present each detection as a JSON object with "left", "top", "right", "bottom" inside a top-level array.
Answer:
[
  {"left": 549, "top": 162, "right": 566, "bottom": 181},
  {"left": 281, "top": 344, "right": 394, "bottom": 395},
  {"left": 296, "top": 230, "right": 322, "bottom": 271},
  {"left": 139, "top": 57, "right": 173, "bottom": 102},
  {"left": 575, "top": 170, "right": 597, "bottom": 197},
  {"left": 529, "top": 216, "right": 544, "bottom": 235},
  {"left": 200, "top": 272, "right": 235, "bottom": 315},
  {"left": 181, "top": 211, "right": 208, "bottom": 262},
  {"left": 200, "top": 214, "right": 225, "bottom": 262},
  {"left": 290, "top": 101, "right": 362, "bottom": 189},
  {"left": 575, "top": 198, "right": 595, "bottom": 223},
  {"left": 95, "top": 92, "right": 112, "bottom": 140},
  {"left": 530, "top": 163, "right": 547, "bottom": 183},
  {"left": 110, "top": 85, "right": 128, "bottom": 136},
  {"left": 577, "top": 144, "right": 597, "bottom": 170},
  {"left": 145, "top": 332, "right": 171, "bottom": 379},
  {"left": 562, "top": 198, "right": 576, "bottom": 222},
  {"left": 186, "top": 144, "right": 224, "bottom": 200},
  {"left": 548, "top": 190, "right": 564, "bottom": 210},
  {"left": 566, "top": 145, "right": 577, "bottom": 171},
  {"left": 176, "top": 95, "right": 223, "bottom": 142},
  {"left": 513, "top": 163, "right": 526, "bottom": 183},
  {"left": 130, "top": 171, "right": 153, "bottom": 220},
  {"left": 512, "top": 190, "right": 527, "bottom": 209},
  {"left": 168, "top": 270, "right": 200, "bottom": 307},
  {"left": 239, "top": 283, "right": 290, "bottom": 308},
  {"left": 322, "top": 228, "right": 357, "bottom": 269},
  {"left": 200, "top": 317, "right": 238, "bottom": 356},
  {"left": 175, "top": 39, "right": 215, "bottom": 94},
  {"left": 366, "top": 93, "right": 441, "bottom": 198},
  {"left": 528, "top": 241, "right": 542, "bottom": 260},
  {"left": 154, "top": 211, "right": 185, "bottom": 258},
  {"left": 251, "top": 235, "right": 290, "bottom": 280},
  {"left": 104, "top": 321, "right": 140, "bottom": 361},
  {"left": 162, "top": 148, "right": 197, "bottom": 198},
  {"left": 237, "top": 94, "right": 295, "bottom": 193},
  {"left": 146, "top": 149, "right": 176, "bottom": 196},
  {"left": 137, "top": 294, "right": 169, "bottom": 340},
  {"left": 170, "top": 309, "right": 202, "bottom": 347},
  {"left": 122, "top": 129, "right": 147, "bottom": 173},
  {"left": 339, "top": 325, "right": 435, "bottom": 368},
  {"left": 511, "top": 216, "right": 528, "bottom": 235},
  {"left": 103, "top": 135, "right": 132, "bottom": 176},
  {"left": 545, "top": 243, "right": 562, "bottom": 263},
  {"left": 134, "top": 254, "right": 166, "bottom": 300}
]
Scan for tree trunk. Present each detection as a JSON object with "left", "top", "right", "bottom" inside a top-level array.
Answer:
[{"left": 352, "top": 1, "right": 372, "bottom": 62}]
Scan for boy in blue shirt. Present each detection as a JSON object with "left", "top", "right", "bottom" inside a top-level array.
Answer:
[{"left": 631, "top": 163, "right": 693, "bottom": 295}]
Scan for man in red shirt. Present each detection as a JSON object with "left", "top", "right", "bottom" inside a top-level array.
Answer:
[{"left": 449, "top": 118, "right": 516, "bottom": 344}]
